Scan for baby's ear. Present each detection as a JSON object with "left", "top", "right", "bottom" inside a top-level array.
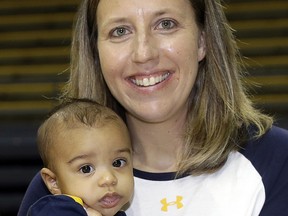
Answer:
[{"left": 40, "top": 168, "right": 62, "bottom": 195}]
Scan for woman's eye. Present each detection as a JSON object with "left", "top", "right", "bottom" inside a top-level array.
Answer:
[
  {"left": 111, "top": 27, "right": 129, "bottom": 37},
  {"left": 157, "top": 19, "right": 176, "bottom": 30},
  {"left": 80, "top": 165, "right": 94, "bottom": 174},
  {"left": 112, "top": 159, "right": 127, "bottom": 168}
]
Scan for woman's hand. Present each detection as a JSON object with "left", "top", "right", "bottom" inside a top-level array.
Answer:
[
  {"left": 85, "top": 207, "right": 102, "bottom": 216},
  {"left": 83, "top": 202, "right": 102, "bottom": 216}
]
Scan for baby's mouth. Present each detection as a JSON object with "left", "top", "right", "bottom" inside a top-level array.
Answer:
[
  {"left": 130, "top": 72, "right": 170, "bottom": 87},
  {"left": 99, "top": 193, "right": 122, "bottom": 209}
]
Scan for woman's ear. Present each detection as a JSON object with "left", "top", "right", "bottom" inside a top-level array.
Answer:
[
  {"left": 40, "top": 168, "right": 62, "bottom": 195},
  {"left": 197, "top": 30, "right": 206, "bottom": 62}
]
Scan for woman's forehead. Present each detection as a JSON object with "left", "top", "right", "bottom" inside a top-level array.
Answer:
[{"left": 96, "top": 0, "right": 193, "bottom": 18}]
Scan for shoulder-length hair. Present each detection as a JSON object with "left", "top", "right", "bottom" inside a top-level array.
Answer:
[{"left": 63, "top": 0, "right": 272, "bottom": 175}]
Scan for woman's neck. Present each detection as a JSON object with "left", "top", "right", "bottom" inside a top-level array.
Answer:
[{"left": 126, "top": 114, "right": 186, "bottom": 173}]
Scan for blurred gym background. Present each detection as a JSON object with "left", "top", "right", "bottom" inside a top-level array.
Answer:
[{"left": 0, "top": 0, "right": 287, "bottom": 215}]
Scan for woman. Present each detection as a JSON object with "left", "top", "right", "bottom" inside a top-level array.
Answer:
[{"left": 18, "top": 0, "right": 288, "bottom": 215}]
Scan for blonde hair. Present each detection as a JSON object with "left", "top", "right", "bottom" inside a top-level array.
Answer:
[
  {"left": 63, "top": 0, "right": 272, "bottom": 175},
  {"left": 37, "top": 99, "right": 123, "bottom": 169}
]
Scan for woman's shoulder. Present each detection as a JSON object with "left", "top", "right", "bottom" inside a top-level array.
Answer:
[
  {"left": 261, "top": 125, "right": 288, "bottom": 144},
  {"left": 242, "top": 125, "right": 288, "bottom": 156},
  {"left": 240, "top": 125, "right": 288, "bottom": 163},
  {"left": 239, "top": 125, "right": 288, "bottom": 192},
  {"left": 245, "top": 125, "right": 288, "bottom": 214}
]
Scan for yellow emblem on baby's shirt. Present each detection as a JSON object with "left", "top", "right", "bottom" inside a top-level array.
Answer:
[{"left": 66, "top": 195, "right": 84, "bottom": 206}]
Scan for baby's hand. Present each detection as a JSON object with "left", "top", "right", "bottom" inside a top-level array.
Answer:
[{"left": 85, "top": 207, "right": 102, "bottom": 216}]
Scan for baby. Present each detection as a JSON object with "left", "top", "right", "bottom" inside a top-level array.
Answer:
[{"left": 27, "top": 99, "right": 134, "bottom": 216}]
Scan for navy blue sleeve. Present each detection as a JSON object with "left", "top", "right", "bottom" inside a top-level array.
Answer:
[
  {"left": 241, "top": 126, "right": 288, "bottom": 216},
  {"left": 18, "top": 172, "right": 127, "bottom": 216},
  {"left": 17, "top": 171, "right": 50, "bottom": 216},
  {"left": 27, "top": 195, "right": 87, "bottom": 216}
]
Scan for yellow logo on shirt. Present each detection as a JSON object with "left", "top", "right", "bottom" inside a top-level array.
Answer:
[{"left": 160, "top": 196, "right": 184, "bottom": 212}]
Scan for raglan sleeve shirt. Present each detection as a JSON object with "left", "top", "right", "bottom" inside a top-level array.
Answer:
[{"left": 18, "top": 126, "right": 288, "bottom": 216}]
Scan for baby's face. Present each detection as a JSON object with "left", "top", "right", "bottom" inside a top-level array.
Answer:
[{"left": 52, "top": 121, "right": 134, "bottom": 216}]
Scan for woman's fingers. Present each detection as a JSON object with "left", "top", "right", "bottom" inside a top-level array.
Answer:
[{"left": 85, "top": 207, "right": 102, "bottom": 216}]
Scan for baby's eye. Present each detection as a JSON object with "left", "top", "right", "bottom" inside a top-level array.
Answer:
[
  {"left": 157, "top": 19, "right": 177, "bottom": 30},
  {"left": 111, "top": 27, "right": 130, "bottom": 37},
  {"left": 79, "top": 165, "right": 95, "bottom": 174},
  {"left": 112, "top": 159, "right": 127, "bottom": 168}
]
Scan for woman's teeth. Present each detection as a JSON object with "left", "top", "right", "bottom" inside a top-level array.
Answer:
[{"left": 133, "top": 72, "right": 170, "bottom": 87}]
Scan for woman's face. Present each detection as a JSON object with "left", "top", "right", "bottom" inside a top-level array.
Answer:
[{"left": 97, "top": 0, "right": 205, "bottom": 123}]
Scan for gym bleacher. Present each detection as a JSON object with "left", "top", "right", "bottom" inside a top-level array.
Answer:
[
  {"left": 0, "top": 0, "right": 287, "bottom": 215},
  {"left": 0, "top": 1, "right": 78, "bottom": 215}
]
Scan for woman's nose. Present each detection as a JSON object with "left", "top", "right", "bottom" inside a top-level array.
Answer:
[
  {"left": 132, "top": 32, "right": 159, "bottom": 64},
  {"left": 98, "top": 170, "right": 118, "bottom": 187}
]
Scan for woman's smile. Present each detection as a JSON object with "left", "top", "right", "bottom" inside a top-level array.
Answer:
[{"left": 129, "top": 71, "right": 171, "bottom": 87}]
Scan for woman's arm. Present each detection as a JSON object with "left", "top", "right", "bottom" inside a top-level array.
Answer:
[
  {"left": 17, "top": 172, "right": 50, "bottom": 216},
  {"left": 26, "top": 194, "right": 89, "bottom": 216}
]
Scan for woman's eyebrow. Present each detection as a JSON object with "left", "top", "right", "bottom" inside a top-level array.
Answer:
[{"left": 100, "top": 17, "right": 130, "bottom": 29}]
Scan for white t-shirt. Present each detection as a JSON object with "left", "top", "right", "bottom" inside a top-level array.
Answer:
[{"left": 125, "top": 126, "right": 288, "bottom": 216}]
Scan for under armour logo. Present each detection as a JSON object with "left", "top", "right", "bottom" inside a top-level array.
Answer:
[{"left": 160, "top": 196, "right": 184, "bottom": 212}]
